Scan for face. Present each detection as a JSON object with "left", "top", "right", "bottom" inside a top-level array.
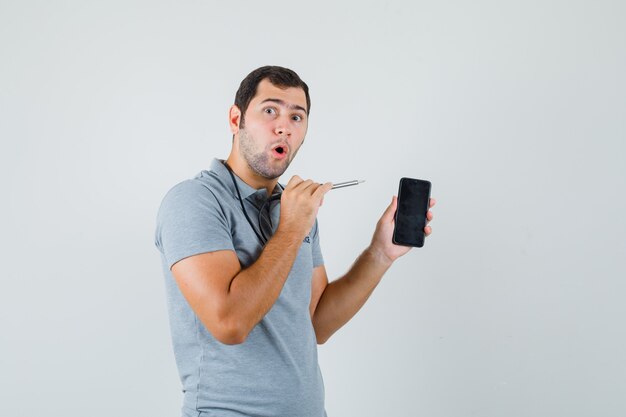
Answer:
[{"left": 234, "top": 79, "right": 308, "bottom": 179}]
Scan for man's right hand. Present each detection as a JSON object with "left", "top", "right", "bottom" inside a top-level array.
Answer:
[
  {"left": 278, "top": 176, "right": 333, "bottom": 240},
  {"left": 172, "top": 176, "right": 331, "bottom": 345}
]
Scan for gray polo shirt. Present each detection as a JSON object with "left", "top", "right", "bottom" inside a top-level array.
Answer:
[{"left": 155, "top": 158, "right": 326, "bottom": 417}]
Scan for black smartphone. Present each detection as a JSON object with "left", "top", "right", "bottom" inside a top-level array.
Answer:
[{"left": 392, "top": 177, "right": 432, "bottom": 247}]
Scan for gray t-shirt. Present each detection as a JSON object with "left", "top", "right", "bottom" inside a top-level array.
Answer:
[{"left": 155, "top": 158, "right": 327, "bottom": 417}]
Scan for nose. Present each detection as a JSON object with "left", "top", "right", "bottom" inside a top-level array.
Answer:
[{"left": 274, "top": 117, "right": 291, "bottom": 137}]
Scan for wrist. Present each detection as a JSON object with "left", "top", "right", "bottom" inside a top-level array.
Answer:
[
  {"left": 274, "top": 225, "right": 306, "bottom": 243},
  {"left": 365, "top": 244, "right": 394, "bottom": 269}
]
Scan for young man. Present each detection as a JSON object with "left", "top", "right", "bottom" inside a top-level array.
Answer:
[{"left": 155, "top": 66, "right": 435, "bottom": 417}]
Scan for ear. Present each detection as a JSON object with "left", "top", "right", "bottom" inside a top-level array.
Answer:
[{"left": 229, "top": 105, "right": 242, "bottom": 134}]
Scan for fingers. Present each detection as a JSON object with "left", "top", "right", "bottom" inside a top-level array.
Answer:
[
  {"left": 279, "top": 176, "right": 331, "bottom": 237},
  {"left": 425, "top": 199, "right": 435, "bottom": 235},
  {"left": 287, "top": 177, "right": 320, "bottom": 192},
  {"left": 285, "top": 176, "right": 332, "bottom": 204},
  {"left": 426, "top": 197, "right": 435, "bottom": 227},
  {"left": 289, "top": 177, "right": 331, "bottom": 196},
  {"left": 285, "top": 175, "right": 304, "bottom": 189},
  {"left": 296, "top": 179, "right": 315, "bottom": 192},
  {"left": 312, "top": 182, "right": 333, "bottom": 199}
]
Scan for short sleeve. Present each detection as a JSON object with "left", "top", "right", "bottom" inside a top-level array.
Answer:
[
  {"left": 310, "top": 219, "right": 324, "bottom": 268},
  {"left": 155, "top": 180, "right": 235, "bottom": 269}
]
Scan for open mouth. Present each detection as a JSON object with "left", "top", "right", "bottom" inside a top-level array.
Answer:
[{"left": 271, "top": 144, "right": 289, "bottom": 158}]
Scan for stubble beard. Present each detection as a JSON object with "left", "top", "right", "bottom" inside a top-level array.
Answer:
[{"left": 238, "top": 129, "right": 298, "bottom": 179}]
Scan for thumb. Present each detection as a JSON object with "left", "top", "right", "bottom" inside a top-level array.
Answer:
[{"left": 382, "top": 196, "right": 397, "bottom": 222}]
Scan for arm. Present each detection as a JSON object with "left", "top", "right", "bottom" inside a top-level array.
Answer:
[
  {"left": 310, "top": 196, "right": 436, "bottom": 344},
  {"left": 172, "top": 177, "right": 333, "bottom": 345}
]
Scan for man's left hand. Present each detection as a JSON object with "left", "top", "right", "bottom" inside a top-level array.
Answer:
[{"left": 368, "top": 196, "right": 436, "bottom": 265}]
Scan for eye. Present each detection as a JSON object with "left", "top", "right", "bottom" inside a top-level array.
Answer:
[
  {"left": 264, "top": 107, "right": 276, "bottom": 115},
  {"left": 292, "top": 114, "right": 303, "bottom": 122}
]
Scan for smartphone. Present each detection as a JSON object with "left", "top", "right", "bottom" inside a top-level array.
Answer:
[{"left": 392, "top": 177, "right": 432, "bottom": 247}]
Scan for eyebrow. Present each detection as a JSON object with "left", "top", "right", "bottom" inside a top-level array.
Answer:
[{"left": 260, "top": 98, "right": 307, "bottom": 114}]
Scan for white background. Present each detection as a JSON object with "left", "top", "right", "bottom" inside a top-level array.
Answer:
[{"left": 1, "top": 1, "right": 625, "bottom": 416}]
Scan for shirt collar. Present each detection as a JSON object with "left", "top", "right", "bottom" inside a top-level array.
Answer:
[{"left": 209, "top": 158, "right": 281, "bottom": 202}]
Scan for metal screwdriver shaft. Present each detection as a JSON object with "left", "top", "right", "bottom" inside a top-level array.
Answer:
[{"left": 331, "top": 180, "right": 365, "bottom": 190}]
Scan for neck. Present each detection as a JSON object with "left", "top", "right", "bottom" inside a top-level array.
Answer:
[{"left": 225, "top": 153, "right": 279, "bottom": 196}]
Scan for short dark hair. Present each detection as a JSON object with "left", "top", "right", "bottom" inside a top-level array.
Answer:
[{"left": 234, "top": 66, "right": 310, "bottom": 128}]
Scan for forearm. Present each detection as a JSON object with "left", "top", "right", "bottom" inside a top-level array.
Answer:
[
  {"left": 312, "top": 246, "right": 393, "bottom": 343},
  {"left": 224, "top": 228, "right": 303, "bottom": 339}
]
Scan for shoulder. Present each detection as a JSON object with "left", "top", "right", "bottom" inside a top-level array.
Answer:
[
  {"left": 157, "top": 171, "right": 230, "bottom": 220},
  {"left": 165, "top": 170, "right": 219, "bottom": 197},
  {"left": 159, "top": 178, "right": 210, "bottom": 210}
]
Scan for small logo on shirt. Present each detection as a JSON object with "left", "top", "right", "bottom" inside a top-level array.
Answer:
[{"left": 303, "top": 236, "right": 311, "bottom": 244}]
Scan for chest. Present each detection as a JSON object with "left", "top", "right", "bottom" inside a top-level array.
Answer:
[{"left": 227, "top": 201, "right": 314, "bottom": 308}]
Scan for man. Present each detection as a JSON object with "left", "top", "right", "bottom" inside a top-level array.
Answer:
[{"left": 155, "top": 66, "right": 435, "bottom": 417}]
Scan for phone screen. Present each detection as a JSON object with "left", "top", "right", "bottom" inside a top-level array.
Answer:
[{"left": 393, "top": 177, "right": 431, "bottom": 247}]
